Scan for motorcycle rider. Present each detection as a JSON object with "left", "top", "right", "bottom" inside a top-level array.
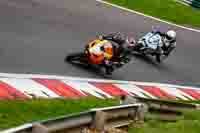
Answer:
[
  {"left": 151, "top": 29, "right": 176, "bottom": 56},
  {"left": 87, "top": 32, "right": 134, "bottom": 74},
  {"left": 99, "top": 32, "right": 135, "bottom": 62},
  {"left": 87, "top": 40, "right": 113, "bottom": 65}
]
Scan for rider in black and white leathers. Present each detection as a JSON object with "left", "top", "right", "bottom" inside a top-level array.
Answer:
[{"left": 151, "top": 30, "right": 176, "bottom": 56}]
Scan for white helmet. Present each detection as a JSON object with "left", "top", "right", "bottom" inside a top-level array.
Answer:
[{"left": 166, "top": 30, "right": 176, "bottom": 41}]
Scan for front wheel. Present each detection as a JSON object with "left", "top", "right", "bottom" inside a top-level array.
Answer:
[
  {"left": 156, "top": 54, "right": 161, "bottom": 63},
  {"left": 105, "top": 67, "right": 114, "bottom": 75},
  {"left": 156, "top": 54, "right": 168, "bottom": 63}
]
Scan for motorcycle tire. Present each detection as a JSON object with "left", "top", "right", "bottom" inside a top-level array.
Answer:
[
  {"left": 156, "top": 54, "right": 161, "bottom": 63},
  {"left": 156, "top": 54, "right": 168, "bottom": 63},
  {"left": 65, "top": 52, "right": 88, "bottom": 65},
  {"left": 105, "top": 66, "right": 114, "bottom": 75}
]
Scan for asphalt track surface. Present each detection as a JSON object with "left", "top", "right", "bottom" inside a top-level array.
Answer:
[{"left": 0, "top": 0, "right": 199, "bottom": 84}]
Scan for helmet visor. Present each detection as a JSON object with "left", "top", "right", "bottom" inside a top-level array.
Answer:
[{"left": 166, "top": 35, "right": 173, "bottom": 41}]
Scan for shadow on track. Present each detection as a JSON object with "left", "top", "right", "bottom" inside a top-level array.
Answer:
[
  {"left": 131, "top": 53, "right": 187, "bottom": 81},
  {"left": 64, "top": 54, "right": 174, "bottom": 80},
  {"left": 64, "top": 56, "right": 113, "bottom": 79},
  {"left": 132, "top": 53, "right": 168, "bottom": 70}
]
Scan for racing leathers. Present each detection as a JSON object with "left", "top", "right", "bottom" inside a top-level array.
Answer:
[
  {"left": 151, "top": 30, "right": 176, "bottom": 56},
  {"left": 87, "top": 39, "right": 113, "bottom": 65},
  {"left": 90, "top": 32, "right": 131, "bottom": 74},
  {"left": 99, "top": 32, "right": 131, "bottom": 63},
  {"left": 87, "top": 39, "right": 118, "bottom": 75}
]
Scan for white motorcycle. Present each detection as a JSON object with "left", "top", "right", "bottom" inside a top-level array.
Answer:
[{"left": 131, "top": 31, "right": 171, "bottom": 63}]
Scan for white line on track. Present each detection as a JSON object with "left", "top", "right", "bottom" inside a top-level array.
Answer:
[{"left": 96, "top": 0, "right": 200, "bottom": 33}]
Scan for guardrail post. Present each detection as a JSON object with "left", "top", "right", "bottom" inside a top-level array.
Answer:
[
  {"left": 91, "top": 110, "right": 107, "bottom": 132},
  {"left": 135, "top": 104, "right": 148, "bottom": 123},
  {"left": 120, "top": 95, "right": 138, "bottom": 105},
  {"left": 32, "top": 123, "right": 48, "bottom": 133},
  {"left": 120, "top": 96, "right": 148, "bottom": 123},
  {"left": 196, "top": 104, "right": 200, "bottom": 110}
]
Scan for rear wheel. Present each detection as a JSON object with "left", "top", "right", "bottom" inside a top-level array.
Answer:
[{"left": 65, "top": 52, "right": 88, "bottom": 65}]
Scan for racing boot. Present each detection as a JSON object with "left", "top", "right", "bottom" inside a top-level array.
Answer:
[{"left": 103, "top": 60, "right": 114, "bottom": 75}]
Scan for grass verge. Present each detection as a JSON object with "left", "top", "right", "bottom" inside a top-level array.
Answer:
[
  {"left": 106, "top": 0, "right": 200, "bottom": 28},
  {"left": 129, "top": 109, "right": 200, "bottom": 133},
  {"left": 0, "top": 97, "right": 119, "bottom": 130}
]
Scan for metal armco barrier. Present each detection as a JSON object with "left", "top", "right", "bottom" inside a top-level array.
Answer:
[
  {"left": 1, "top": 104, "right": 142, "bottom": 133},
  {"left": 2, "top": 98, "right": 199, "bottom": 133},
  {"left": 135, "top": 97, "right": 199, "bottom": 111}
]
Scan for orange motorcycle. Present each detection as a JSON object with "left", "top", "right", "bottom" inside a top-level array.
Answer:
[{"left": 65, "top": 39, "right": 131, "bottom": 75}]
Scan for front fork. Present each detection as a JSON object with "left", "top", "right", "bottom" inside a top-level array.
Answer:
[{"left": 165, "top": 45, "right": 175, "bottom": 56}]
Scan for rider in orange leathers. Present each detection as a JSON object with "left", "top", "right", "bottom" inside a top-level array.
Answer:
[{"left": 87, "top": 32, "right": 135, "bottom": 74}]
